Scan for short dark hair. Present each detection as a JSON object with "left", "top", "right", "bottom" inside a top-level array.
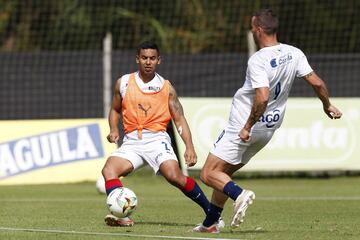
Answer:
[
  {"left": 254, "top": 8, "right": 279, "bottom": 35},
  {"left": 137, "top": 41, "right": 160, "bottom": 55}
]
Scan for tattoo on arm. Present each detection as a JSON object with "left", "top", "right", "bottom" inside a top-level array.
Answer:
[
  {"left": 245, "top": 88, "right": 269, "bottom": 130},
  {"left": 247, "top": 103, "right": 267, "bottom": 128},
  {"left": 172, "top": 97, "right": 184, "bottom": 116},
  {"left": 169, "top": 85, "right": 184, "bottom": 117}
]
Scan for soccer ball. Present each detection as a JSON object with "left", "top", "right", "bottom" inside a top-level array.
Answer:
[
  {"left": 106, "top": 187, "right": 137, "bottom": 218},
  {"left": 95, "top": 176, "right": 106, "bottom": 194}
]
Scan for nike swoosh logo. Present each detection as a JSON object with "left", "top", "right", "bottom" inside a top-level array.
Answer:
[{"left": 194, "top": 193, "right": 201, "bottom": 199}]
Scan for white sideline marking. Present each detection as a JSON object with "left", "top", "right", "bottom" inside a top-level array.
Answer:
[
  {"left": 0, "top": 227, "right": 244, "bottom": 240},
  {"left": 0, "top": 198, "right": 101, "bottom": 202}
]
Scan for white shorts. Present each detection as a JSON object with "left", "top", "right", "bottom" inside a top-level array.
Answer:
[
  {"left": 110, "top": 131, "right": 178, "bottom": 174},
  {"left": 210, "top": 126, "right": 275, "bottom": 165}
]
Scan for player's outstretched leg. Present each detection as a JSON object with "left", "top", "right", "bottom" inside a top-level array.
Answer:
[
  {"left": 159, "top": 160, "right": 226, "bottom": 233},
  {"left": 159, "top": 160, "right": 211, "bottom": 214},
  {"left": 179, "top": 176, "right": 211, "bottom": 214}
]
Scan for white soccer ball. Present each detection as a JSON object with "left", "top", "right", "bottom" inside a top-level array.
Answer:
[
  {"left": 95, "top": 176, "right": 106, "bottom": 194},
  {"left": 106, "top": 187, "right": 138, "bottom": 218}
]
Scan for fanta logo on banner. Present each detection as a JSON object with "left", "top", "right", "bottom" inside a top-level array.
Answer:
[{"left": 0, "top": 124, "right": 104, "bottom": 179}]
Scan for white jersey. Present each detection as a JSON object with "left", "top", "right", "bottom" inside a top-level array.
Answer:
[
  {"left": 119, "top": 71, "right": 169, "bottom": 140},
  {"left": 229, "top": 43, "right": 313, "bottom": 131}
]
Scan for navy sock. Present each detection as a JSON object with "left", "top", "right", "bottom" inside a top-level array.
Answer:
[
  {"left": 181, "top": 177, "right": 210, "bottom": 214},
  {"left": 223, "top": 181, "right": 243, "bottom": 201},
  {"left": 203, "top": 203, "right": 223, "bottom": 227}
]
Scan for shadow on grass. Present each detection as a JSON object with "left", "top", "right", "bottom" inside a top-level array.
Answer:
[
  {"left": 136, "top": 221, "right": 195, "bottom": 227},
  {"left": 135, "top": 221, "right": 270, "bottom": 235},
  {"left": 228, "top": 229, "right": 269, "bottom": 234}
]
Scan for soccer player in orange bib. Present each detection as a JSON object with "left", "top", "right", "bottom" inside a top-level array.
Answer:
[{"left": 101, "top": 41, "right": 223, "bottom": 228}]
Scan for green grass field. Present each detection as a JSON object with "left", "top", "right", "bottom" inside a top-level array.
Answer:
[{"left": 1, "top": 170, "right": 360, "bottom": 240}]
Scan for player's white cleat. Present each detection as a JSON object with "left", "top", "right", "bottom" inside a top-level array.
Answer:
[
  {"left": 104, "top": 214, "right": 134, "bottom": 227},
  {"left": 217, "top": 217, "right": 225, "bottom": 229},
  {"left": 192, "top": 223, "right": 220, "bottom": 233},
  {"left": 192, "top": 217, "right": 224, "bottom": 233},
  {"left": 231, "top": 189, "right": 255, "bottom": 228}
]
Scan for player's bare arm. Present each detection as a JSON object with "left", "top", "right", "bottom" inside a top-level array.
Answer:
[
  {"left": 240, "top": 87, "right": 269, "bottom": 141},
  {"left": 303, "top": 72, "right": 342, "bottom": 119},
  {"left": 168, "top": 83, "right": 197, "bottom": 167},
  {"left": 107, "top": 78, "right": 122, "bottom": 144}
]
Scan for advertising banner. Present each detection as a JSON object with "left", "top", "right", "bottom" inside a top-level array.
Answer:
[
  {"left": 176, "top": 98, "right": 359, "bottom": 171},
  {"left": 0, "top": 119, "right": 115, "bottom": 185}
]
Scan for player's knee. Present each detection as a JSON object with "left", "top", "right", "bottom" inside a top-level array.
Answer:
[
  {"left": 165, "top": 172, "right": 185, "bottom": 188},
  {"left": 101, "top": 157, "right": 118, "bottom": 179},
  {"left": 101, "top": 165, "right": 112, "bottom": 179},
  {"left": 166, "top": 173, "right": 179, "bottom": 185},
  {"left": 199, "top": 168, "right": 209, "bottom": 185}
]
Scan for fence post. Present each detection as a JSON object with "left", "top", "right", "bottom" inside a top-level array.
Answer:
[{"left": 103, "top": 32, "right": 112, "bottom": 118}]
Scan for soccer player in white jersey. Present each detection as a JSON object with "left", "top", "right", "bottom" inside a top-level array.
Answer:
[
  {"left": 101, "top": 41, "right": 224, "bottom": 228},
  {"left": 193, "top": 9, "right": 342, "bottom": 233}
]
